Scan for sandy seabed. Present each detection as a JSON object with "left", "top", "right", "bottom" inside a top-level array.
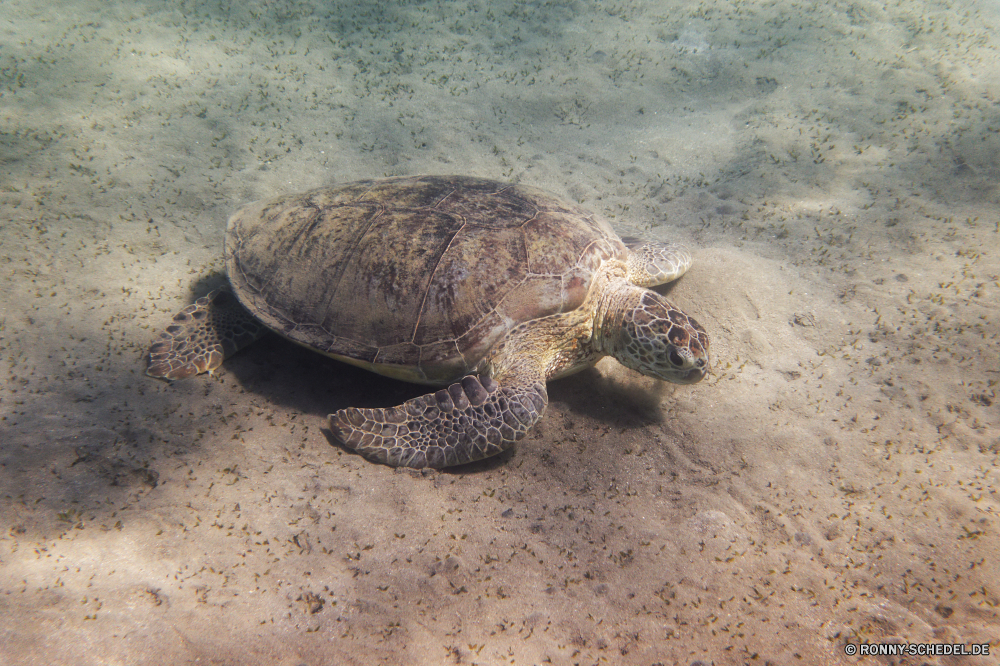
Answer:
[{"left": 1, "top": 0, "right": 999, "bottom": 664}]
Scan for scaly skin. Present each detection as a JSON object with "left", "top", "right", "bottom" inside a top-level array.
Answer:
[{"left": 330, "top": 374, "right": 548, "bottom": 468}]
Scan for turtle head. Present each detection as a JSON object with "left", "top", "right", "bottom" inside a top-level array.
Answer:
[{"left": 604, "top": 288, "right": 710, "bottom": 384}]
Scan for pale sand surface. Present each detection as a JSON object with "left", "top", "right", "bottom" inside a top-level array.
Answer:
[{"left": 1, "top": 1, "right": 999, "bottom": 664}]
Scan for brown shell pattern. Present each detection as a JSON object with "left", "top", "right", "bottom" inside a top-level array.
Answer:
[{"left": 225, "top": 175, "right": 626, "bottom": 381}]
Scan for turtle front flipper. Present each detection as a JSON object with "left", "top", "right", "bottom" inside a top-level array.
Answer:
[
  {"left": 329, "top": 374, "right": 548, "bottom": 469},
  {"left": 147, "top": 288, "right": 267, "bottom": 380},
  {"left": 622, "top": 239, "right": 692, "bottom": 288}
]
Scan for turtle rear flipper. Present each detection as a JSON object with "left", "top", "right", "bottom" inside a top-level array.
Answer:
[
  {"left": 329, "top": 373, "right": 548, "bottom": 469},
  {"left": 147, "top": 288, "right": 266, "bottom": 380}
]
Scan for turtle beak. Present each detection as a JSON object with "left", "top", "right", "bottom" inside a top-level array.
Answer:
[
  {"left": 669, "top": 360, "right": 707, "bottom": 384},
  {"left": 683, "top": 361, "right": 709, "bottom": 383}
]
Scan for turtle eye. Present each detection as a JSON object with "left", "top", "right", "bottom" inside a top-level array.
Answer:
[{"left": 668, "top": 350, "right": 684, "bottom": 366}]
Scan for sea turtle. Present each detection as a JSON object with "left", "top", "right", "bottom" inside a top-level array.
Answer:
[{"left": 147, "top": 175, "right": 709, "bottom": 468}]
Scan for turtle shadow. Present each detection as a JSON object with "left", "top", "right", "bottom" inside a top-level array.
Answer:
[
  {"left": 226, "top": 335, "right": 667, "bottom": 429},
  {"left": 221, "top": 335, "right": 517, "bottom": 472},
  {"left": 223, "top": 333, "right": 425, "bottom": 412},
  {"left": 219, "top": 334, "right": 660, "bottom": 471},
  {"left": 547, "top": 367, "right": 668, "bottom": 428},
  {"left": 185, "top": 273, "right": 231, "bottom": 300}
]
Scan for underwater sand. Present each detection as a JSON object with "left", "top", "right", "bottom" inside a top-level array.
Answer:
[{"left": 1, "top": 0, "right": 998, "bottom": 664}]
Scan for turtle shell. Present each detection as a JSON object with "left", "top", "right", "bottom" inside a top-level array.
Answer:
[{"left": 225, "top": 175, "right": 626, "bottom": 384}]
